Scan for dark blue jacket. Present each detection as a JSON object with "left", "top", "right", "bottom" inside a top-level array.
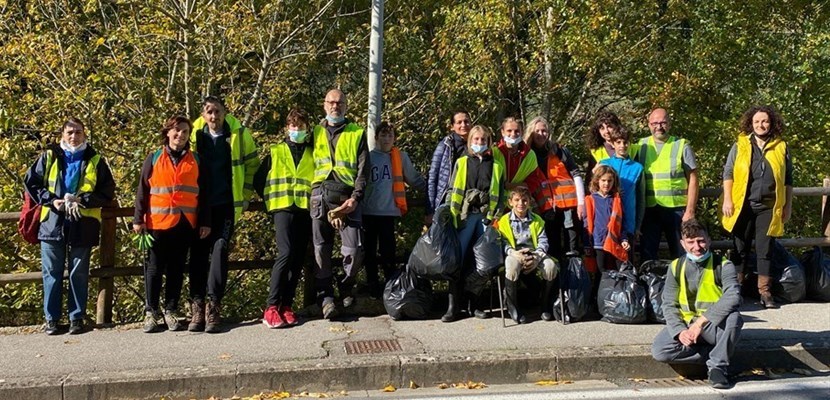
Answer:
[
  {"left": 427, "top": 135, "right": 460, "bottom": 215},
  {"left": 24, "top": 144, "right": 116, "bottom": 247}
]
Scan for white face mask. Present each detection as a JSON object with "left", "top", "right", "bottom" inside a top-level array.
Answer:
[
  {"left": 470, "top": 144, "right": 488, "bottom": 154},
  {"left": 60, "top": 140, "right": 87, "bottom": 154},
  {"left": 504, "top": 136, "right": 522, "bottom": 146},
  {"left": 686, "top": 250, "right": 711, "bottom": 263}
]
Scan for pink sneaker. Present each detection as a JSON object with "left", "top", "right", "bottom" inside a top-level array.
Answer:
[
  {"left": 262, "top": 305, "right": 285, "bottom": 329},
  {"left": 280, "top": 305, "right": 299, "bottom": 326}
]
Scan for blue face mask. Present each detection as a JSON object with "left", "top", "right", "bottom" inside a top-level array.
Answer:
[
  {"left": 326, "top": 115, "right": 346, "bottom": 125},
  {"left": 504, "top": 136, "right": 522, "bottom": 146},
  {"left": 470, "top": 144, "right": 488, "bottom": 154},
  {"left": 288, "top": 130, "right": 308, "bottom": 143},
  {"left": 686, "top": 250, "right": 712, "bottom": 263}
]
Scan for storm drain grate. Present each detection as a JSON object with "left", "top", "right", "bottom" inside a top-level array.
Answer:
[
  {"left": 344, "top": 339, "right": 402, "bottom": 355},
  {"left": 636, "top": 378, "right": 707, "bottom": 388}
]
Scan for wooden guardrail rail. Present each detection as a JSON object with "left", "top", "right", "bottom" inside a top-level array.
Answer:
[{"left": 1, "top": 179, "right": 829, "bottom": 324}]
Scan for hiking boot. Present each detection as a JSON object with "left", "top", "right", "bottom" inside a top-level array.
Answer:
[
  {"left": 163, "top": 310, "right": 183, "bottom": 331},
  {"left": 188, "top": 300, "right": 205, "bottom": 332},
  {"left": 280, "top": 305, "right": 299, "bottom": 326},
  {"left": 205, "top": 300, "right": 221, "bottom": 333},
  {"left": 708, "top": 368, "right": 731, "bottom": 389},
  {"left": 68, "top": 319, "right": 84, "bottom": 335},
  {"left": 262, "top": 305, "right": 285, "bottom": 329},
  {"left": 322, "top": 297, "right": 337, "bottom": 320},
  {"left": 44, "top": 320, "right": 59, "bottom": 336},
  {"left": 143, "top": 311, "right": 161, "bottom": 333}
]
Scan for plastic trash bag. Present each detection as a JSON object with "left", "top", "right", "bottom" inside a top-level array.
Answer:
[
  {"left": 639, "top": 260, "right": 672, "bottom": 277},
  {"left": 473, "top": 226, "right": 503, "bottom": 276},
  {"left": 799, "top": 247, "right": 830, "bottom": 302},
  {"left": 552, "top": 256, "right": 592, "bottom": 323},
  {"left": 770, "top": 243, "right": 806, "bottom": 303},
  {"left": 597, "top": 265, "right": 648, "bottom": 324},
  {"left": 639, "top": 272, "right": 666, "bottom": 324},
  {"left": 383, "top": 270, "right": 433, "bottom": 320},
  {"left": 407, "top": 205, "right": 461, "bottom": 281}
]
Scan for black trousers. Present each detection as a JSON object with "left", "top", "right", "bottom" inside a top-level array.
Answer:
[
  {"left": 145, "top": 217, "right": 193, "bottom": 312},
  {"left": 594, "top": 249, "right": 621, "bottom": 273},
  {"left": 363, "top": 215, "right": 398, "bottom": 284},
  {"left": 544, "top": 207, "right": 582, "bottom": 261},
  {"left": 267, "top": 210, "right": 311, "bottom": 307},
  {"left": 189, "top": 203, "right": 235, "bottom": 303},
  {"left": 731, "top": 205, "right": 774, "bottom": 277},
  {"left": 640, "top": 206, "right": 684, "bottom": 261}
]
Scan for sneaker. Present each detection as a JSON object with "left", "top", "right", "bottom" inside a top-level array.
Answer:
[
  {"left": 342, "top": 296, "right": 355, "bottom": 308},
  {"left": 205, "top": 300, "right": 221, "bottom": 333},
  {"left": 322, "top": 297, "right": 337, "bottom": 320},
  {"left": 280, "top": 305, "right": 299, "bottom": 326},
  {"left": 68, "top": 319, "right": 84, "bottom": 335},
  {"left": 262, "top": 305, "right": 286, "bottom": 329},
  {"left": 163, "top": 310, "right": 182, "bottom": 331},
  {"left": 44, "top": 320, "right": 59, "bottom": 335},
  {"left": 188, "top": 300, "right": 205, "bottom": 332},
  {"left": 143, "top": 311, "right": 160, "bottom": 333},
  {"left": 708, "top": 368, "right": 731, "bottom": 389}
]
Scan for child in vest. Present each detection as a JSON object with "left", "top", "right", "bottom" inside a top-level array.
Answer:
[
  {"left": 498, "top": 186, "right": 559, "bottom": 324},
  {"left": 253, "top": 108, "right": 314, "bottom": 329},
  {"left": 584, "top": 165, "right": 631, "bottom": 272},
  {"left": 597, "top": 127, "right": 644, "bottom": 261},
  {"left": 363, "top": 121, "right": 426, "bottom": 298},
  {"left": 133, "top": 115, "right": 211, "bottom": 333}
]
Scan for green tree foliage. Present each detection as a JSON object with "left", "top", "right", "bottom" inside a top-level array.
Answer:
[{"left": 0, "top": 0, "right": 828, "bottom": 326}]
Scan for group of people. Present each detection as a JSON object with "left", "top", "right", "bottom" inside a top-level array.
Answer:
[{"left": 24, "top": 92, "right": 792, "bottom": 389}]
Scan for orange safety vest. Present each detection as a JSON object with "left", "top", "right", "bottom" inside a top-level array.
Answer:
[
  {"left": 390, "top": 147, "right": 407, "bottom": 216},
  {"left": 147, "top": 148, "right": 200, "bottom": 230},
  {"left": 535, "top": 152, "right": 578, "bottom": 212},
  {"left": 584, "top": 193, "right": 628, "bottom": 262}
]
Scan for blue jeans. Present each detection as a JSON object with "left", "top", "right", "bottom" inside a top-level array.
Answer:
[
  {"left": 457, "top": 213, "right": 485, "bottom": 267},
  {"left": 41, "top": 240, "right": 91, "bottom": 322}
]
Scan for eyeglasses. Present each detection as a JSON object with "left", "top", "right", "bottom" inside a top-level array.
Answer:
[
  {"left": 325, "top": 100, "right": 344, "bottom": 106},
  {"left": 649, "top": 122, "right": 668, "bottom": 127}
]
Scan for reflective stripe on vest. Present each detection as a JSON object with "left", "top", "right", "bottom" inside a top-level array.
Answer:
[
  {"left": 147, "top": 149, "right": 199, "bottom": 230},
  {"left": 449, "top": 156, "right": 503, "bottom": 226},
  {"left": 390, "top": 147, "right": 407, "bottom": 215},
  {"left": 535, "top": 151, "right": 578, "bottom": 212},
  {"left": 637, "top": 136, "right": 688, "bottom": 207},
  {"left": 264, "top": 143, "right": 314, "bottom": 211},
  {"left": 497, "top": 211, "right": 544, "bottom": 249},
  {"left": 40, "top": 150, "right": 102, "bottom": 222},
  {"left": 720, "top": 134, "right": 787, "bottom": 236},
  {"left": 584, "top": 193, "right": 628, "bottom": 262},
  {"left": 491, "top": 146, "right": 538, "bottom": 184},
  {"left": 190, "top": 113, "right": 258, "bottom": 223},
  {"left": 672, "top": 256, "right": 725, "bottom": 324},
  {"left": 312, "top": 123, "right": 364, "bottom": 186}
]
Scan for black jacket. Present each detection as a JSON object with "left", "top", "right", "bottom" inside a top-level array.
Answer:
[{"left": 24, "top": 144, "right": 116, "bottom": 247}]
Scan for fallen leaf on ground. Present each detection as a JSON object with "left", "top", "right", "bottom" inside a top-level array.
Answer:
[
  {"left": 677, "top": 375, "right": 685, "bottom": 380},
  {"left": 738, "top": 368, "right": 766, "bottom": 377},
  {"left": 629, "top": 378, "right": 646, "bottom": 382},
  {"left": 453, "top": 381, "right": 487, "bottom": 389},
  {"left": 437, "top": 383, "right": 449, "bottom": 389},
  {"left": 535, "top": 380, "right": 560, "bottom": 386},
  {"left": 34, "top": 354, "right": 42, "bottom": 358},
  {"left": 339, "top": 390, "right": 348, "bottom": 396},
  {"left": 409, "top": 380, "right": 419, "bottom": 389},
  {"left": 218, "top": 353, "right": 233, "bottom": 360},
  {"left": 381, "top": 384, "right": 396, "bottom": 392},
  {"left": 63, "top": 340, "right": 79, "bottom": 344}
]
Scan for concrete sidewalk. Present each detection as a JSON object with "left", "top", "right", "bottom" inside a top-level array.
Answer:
[{"left": 1, "top": 301, "right": 828, "bottom": 400}]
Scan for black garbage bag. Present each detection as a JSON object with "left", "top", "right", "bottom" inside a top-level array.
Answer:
[
  {"left": 640, "top": 272, "right": 666, "bottom": 324},
  {"left": 407, "top": 205, "right": 461, "bottom": 281},
  {"left": 770, "top": 243, "right": 806, "bottom": 303},
  {"left": 639, "top": 260, "right": 672, "bottom": 277},
  {"left": 383, "top": 270, "right": 433, "bottom": 320},
  {"left": 597, "top": 265, "right": 648, "bottom": 324},
  {"left": 800, "top": 247, "right": 830, "bottom": 302},
  {"left": 552, "top": 257, "right": 592, "bottom": 323},
  {"left": 474, "top": 226, "right": 503, "bottom": 276}
]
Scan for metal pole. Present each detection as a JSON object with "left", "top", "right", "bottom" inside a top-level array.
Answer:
[{"left": 366, "top": 0, "right": 384, "bottom": 150}]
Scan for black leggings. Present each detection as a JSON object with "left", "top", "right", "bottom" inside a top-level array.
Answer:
[
  {"left": 267, "top": 210, "right": 311, "bottom": 307},
  {"left": 363, "top": 215, "right": 398, "bottom": 284},
  {"left": 145, "top": 218, "right": 194, "bottom": 312},
  {"left": 731, "top": 205, "right": 774, "bottom": 277}
]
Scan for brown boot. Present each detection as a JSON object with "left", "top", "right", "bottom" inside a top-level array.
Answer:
[
  {"left": 205, "top": 299, "right": 222, "bottom": 333},
  {"left": 188, "top": 299, "right": 205, "bottom": 332},
  {"left": 757, "top": 275, "right": 778, "bottom": 309}
]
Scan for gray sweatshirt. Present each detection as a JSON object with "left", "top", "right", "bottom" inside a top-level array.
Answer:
[
  {"left": 661, "top": 255, "right": 742, "bottom": 338},
  {"left": 364, "top": 148, "right": 427, "bottom": 216}
]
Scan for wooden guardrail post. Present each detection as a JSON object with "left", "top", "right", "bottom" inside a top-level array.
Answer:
[
  {"left": 822, "top": 177, "right": 830, "bottom": 248},
  {"left": 96, "top": 204, "right": 117, "bottom": 325}
]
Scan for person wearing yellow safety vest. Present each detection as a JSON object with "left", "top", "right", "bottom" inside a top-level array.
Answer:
[
  {"left": 188, "top": 96, "right": 260, "bottom": 333},
  {"left": 311, "top": 89, "right": 370, "bottom": 320},
  {"left": 721, "top": 105, "right": 793, "bottom": 309},
  {"left": 24, "top": 118, "right": 116, "bottom": 335},
  {"left": 443, "top": 125, "right": 505, "bottom": 322},
  {"left": 634, "top": 108, "right": 700, "bottom": 262},
  {"left": 525, "top": 116, "right": 586, "bottom": 262},
  {"left": 497, "top": 187, "right": 559, "bottom": 324},
  {"left": 253, "top": 108, "right": 314, "bottom": 329},
  {"left": 133, "top": 115, "right": 211, "bottom": 333},
  {"left": 652, "top": 219, "right": 742, "bottom": 390},
  {"left": 363, "top": 121, "right": 426, "bottom": 298}
]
